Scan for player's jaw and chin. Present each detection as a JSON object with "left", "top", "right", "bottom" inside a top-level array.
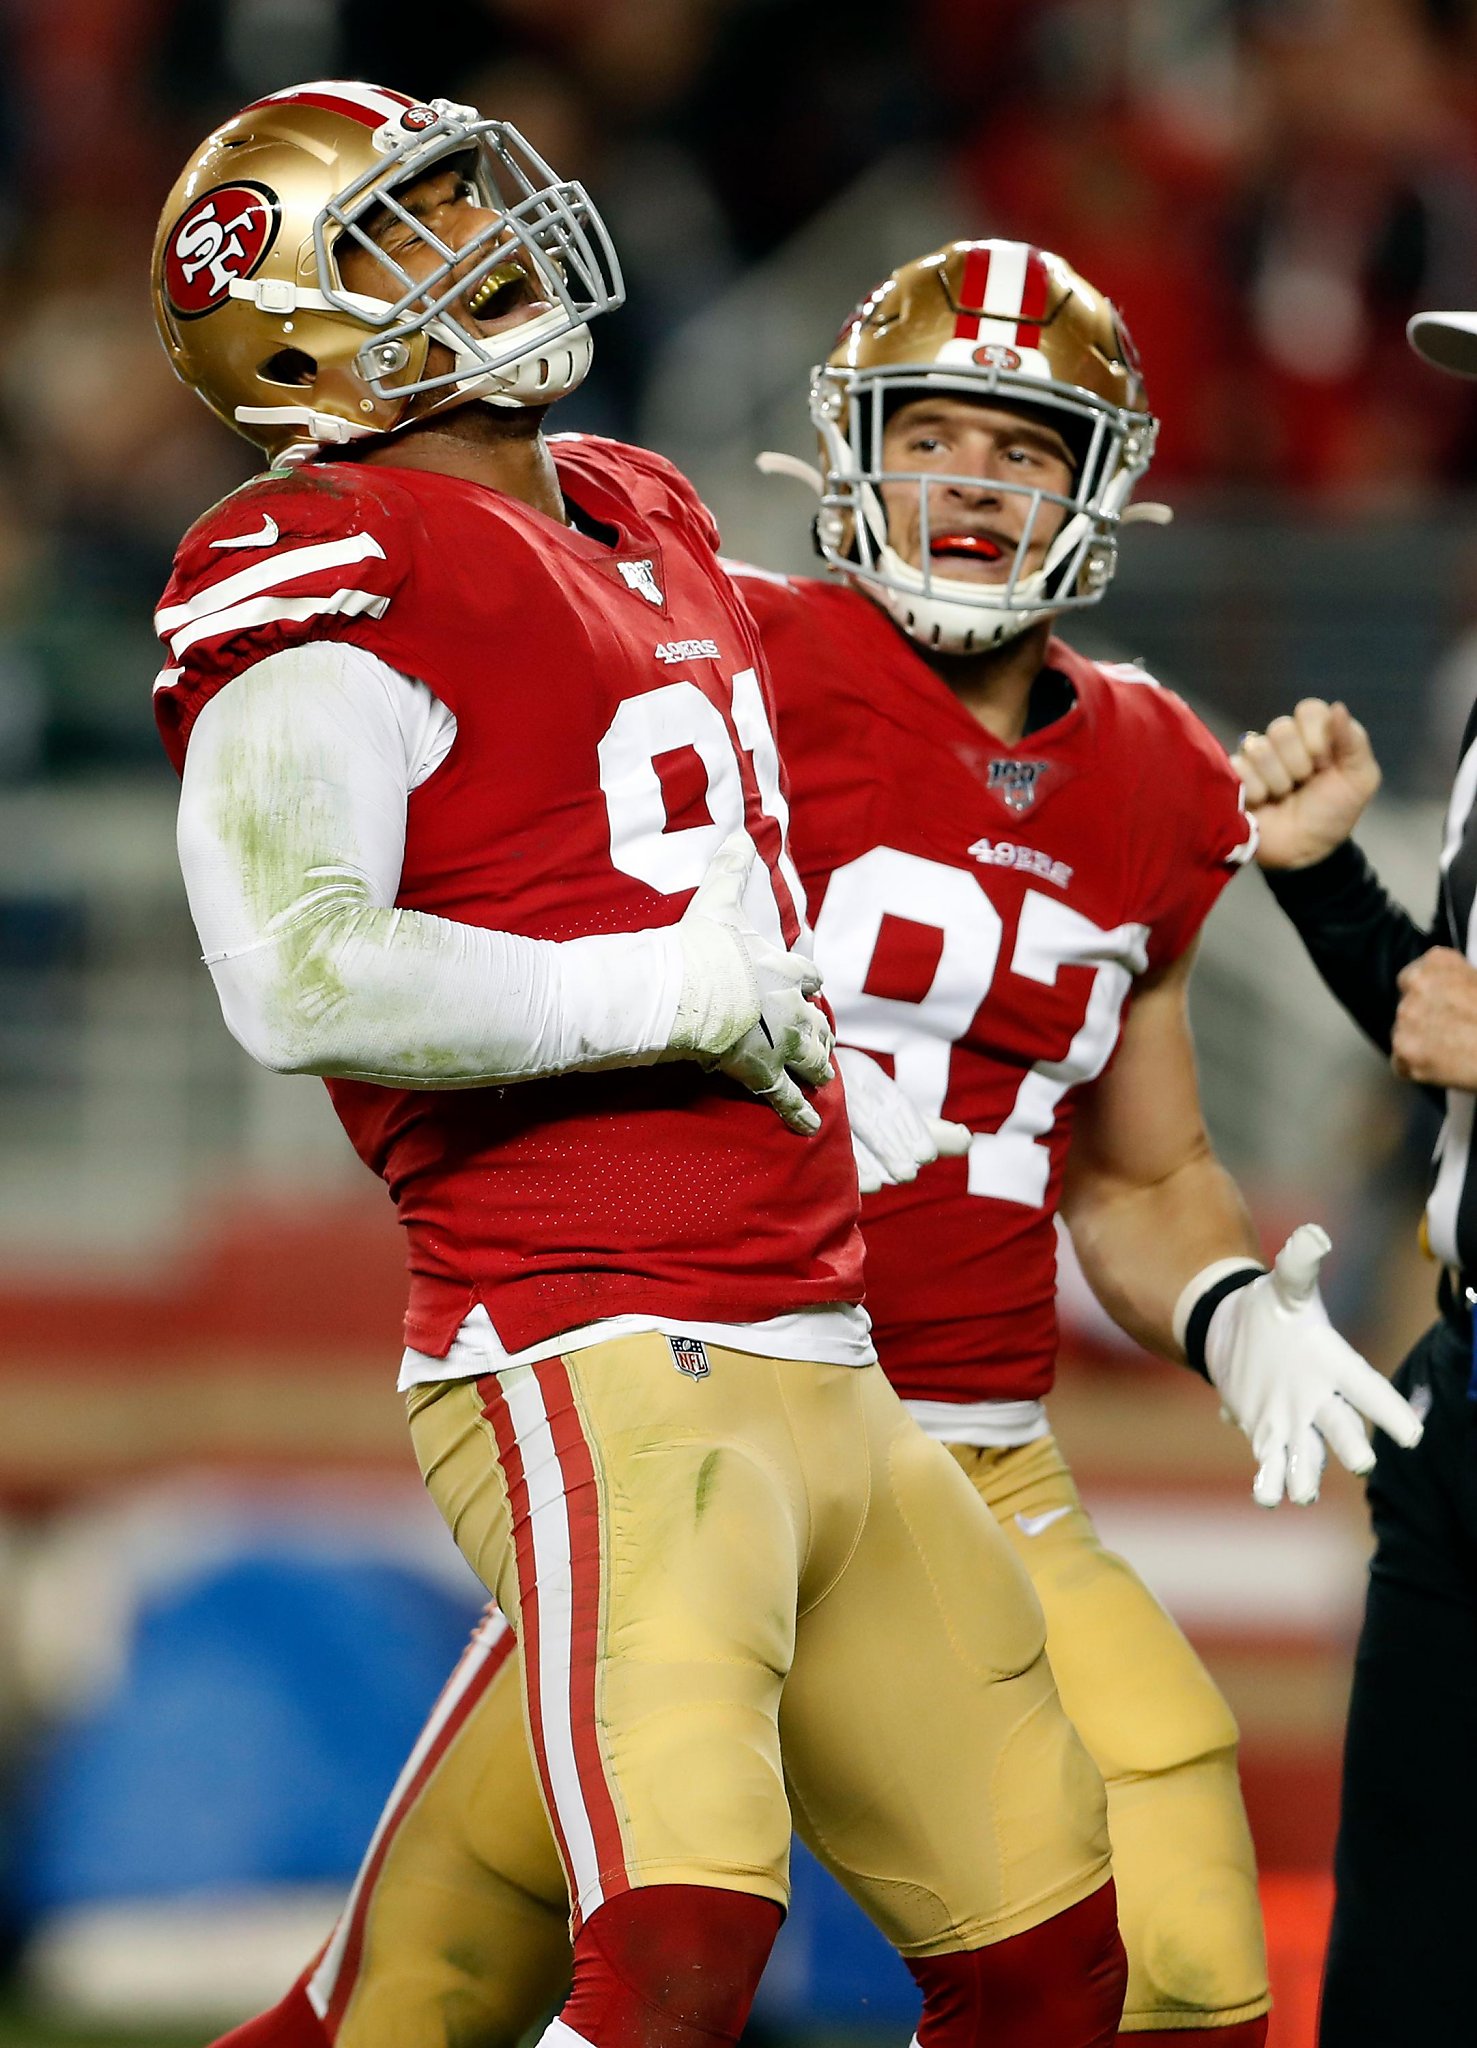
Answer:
[{"left": 334, "top": 173, "right": 557, "bottom": 442}]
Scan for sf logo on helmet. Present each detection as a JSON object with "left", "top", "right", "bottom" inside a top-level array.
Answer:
[{"left": 163, "top": 183, "right": 279, "bottom": 319}]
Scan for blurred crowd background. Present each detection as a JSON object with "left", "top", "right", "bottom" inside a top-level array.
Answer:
[{"left": 1, "top": 1, "right": 1475, "bottom": 2043}]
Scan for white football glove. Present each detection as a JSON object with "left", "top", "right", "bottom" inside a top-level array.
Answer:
[
  {"left": 835, "top": 1046, "right": 972, "bottom": 1192},
  {"left": 1175, "top": 1223, "right": 1425, "bottom": 1509},
  {"left": 669, "top": 831, "right": 834, "bottom": 1135}
]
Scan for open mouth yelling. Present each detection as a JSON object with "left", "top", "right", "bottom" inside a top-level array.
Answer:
[{"left": 465, "top": 260, "right": 542, "bottom": 325}]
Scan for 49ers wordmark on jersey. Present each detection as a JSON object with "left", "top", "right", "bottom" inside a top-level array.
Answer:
[{"left": 734, "top": 563, "right": 1255, "bottom": 1405}]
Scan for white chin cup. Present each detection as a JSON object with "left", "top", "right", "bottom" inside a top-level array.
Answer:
[
  {"left": 839, "top": 466, "right": 1098, "bottom": 654},
  {"left": 870, "top": 545, "right": 1054, "bottom": 653},
  {"left": 426, "top": 306, "right": 594, "bottom": 413}
]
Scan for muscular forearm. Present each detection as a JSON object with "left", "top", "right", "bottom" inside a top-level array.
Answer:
[
  {"left": 1263, "top": 841, "right": 1432, "bottom": 1054},
  {"left": 1063, "top": 1145, "right": 1261, "bottom": 1360},
  {"left": 201, "top": 882, "right": 685, "bottom": 1088}
]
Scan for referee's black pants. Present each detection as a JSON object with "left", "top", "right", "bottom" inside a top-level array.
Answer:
[{"left": 1320, "top": 1316, "right": 1477, "bottom": 2045}]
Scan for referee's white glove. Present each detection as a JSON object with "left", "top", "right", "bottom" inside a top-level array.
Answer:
[
  {"left": 1173, "top": 1224, "right": 1425, "bottom": 1508},
  {"left": 670, "top": 831, "right": 834, "bottom": 1135},
  {"left": 835, "top": 1046, "right": 972, "bottom": 1192}
]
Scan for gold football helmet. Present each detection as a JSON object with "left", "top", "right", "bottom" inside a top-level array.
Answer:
[
  {"left": 807, "top": 239, "right": 1158, "bottom": 652},
  {"left": 152, "top": 79, "right": 624, "bottom": 465}
]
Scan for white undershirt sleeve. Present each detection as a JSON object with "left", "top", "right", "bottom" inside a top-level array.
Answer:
[{"left": 176, "top": 642, "right": 686, "bottom": 1087}]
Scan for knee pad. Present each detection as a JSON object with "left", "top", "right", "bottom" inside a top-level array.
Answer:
[
  {"left": 560, "top": 1885, "right": 781, "bottom": 2048},
  {"left": 1132, "top": 1859, "right": 1267, "bottom": 2024},
  {"left": 906, "top": 1881, "right": 1126, "bottom": 2048},
  {"left": 1108, "top": 1745, "right": 1267, "bottom": 2029}
]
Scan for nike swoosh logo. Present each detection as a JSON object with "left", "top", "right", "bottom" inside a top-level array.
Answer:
[
  {"left": 1014, "top": 1506, "right": 1072, "bottom": 1539},
  {"left": 210, "top": 516, "right": 280, "bottom": 549}
]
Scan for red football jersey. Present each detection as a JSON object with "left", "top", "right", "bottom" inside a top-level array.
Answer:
[
  {"left": 734, "top": 567, "right": 1253, "bottom": 1407},
  {"left": 155, "top": 439, "right": 862, "bottom": 1354}
]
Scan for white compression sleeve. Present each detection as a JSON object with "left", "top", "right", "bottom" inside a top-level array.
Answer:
[{"left": 176, "top": 642, "right": 685, "bottom": 1087}]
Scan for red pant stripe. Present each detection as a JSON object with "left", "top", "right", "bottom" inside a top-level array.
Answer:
[
  {"left": 474, "top": 1371, "right": 582, "bottom": 1903},
  {"left": 533, "top": 1355, "right": 629, "bottom": 1920},
  {"left": 309, "top": 1604, "right": 518, "bottom": 2032},
  {"left": 477, "top": 1361, "right": 624, "bottom": 1928}
]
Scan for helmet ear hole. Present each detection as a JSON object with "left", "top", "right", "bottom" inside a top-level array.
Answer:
[{"left": 259, "top": 348, "right": 317, "bottom": 386}]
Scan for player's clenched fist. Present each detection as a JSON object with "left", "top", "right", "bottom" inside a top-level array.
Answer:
[
  {"left": 1392, "top": 947, "right": 1477, "bottom": 1090},
  {"left": 670, "top": 830, "right": 835, "bottom": 1135},
  {"left": 1231, "top": 698, "right": 1381, "bottom": 870}
]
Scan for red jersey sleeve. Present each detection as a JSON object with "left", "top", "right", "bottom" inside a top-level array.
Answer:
[
  {"left": 1108, "top": 664, "right": 1256, "bottom": 970},
  {"left": 721, "top": 560, "right": 809, "bottom": 644},
  {"left": 152, "top": 463, "right": 411, "bottom": 776},
  {"left": 551, "top": 432, "right": 725, "bottom": 556}
]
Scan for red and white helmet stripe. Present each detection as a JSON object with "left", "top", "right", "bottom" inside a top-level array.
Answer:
[
  {"left": 951, "top": 242, "right": 1052, "bottom": 352},
  {"left": 248, "top": 80, "right": 420, "bottom": 128}
]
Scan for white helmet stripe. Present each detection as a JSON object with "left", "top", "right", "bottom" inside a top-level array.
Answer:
[
  {"left": 980, "top": 240, "right": 1029, "bottom": 321},
  {"left": 257, "top": 79, "right": 416, "bottom": 127}
]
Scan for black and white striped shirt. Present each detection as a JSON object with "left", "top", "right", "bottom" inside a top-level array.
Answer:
[{"left": 1266, "top": 706, "right": 1477, "bottom": 1283}]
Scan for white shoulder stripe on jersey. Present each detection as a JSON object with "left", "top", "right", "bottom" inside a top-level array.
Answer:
[
  {"left": 1096, "top": 659, "right": 1160, "bottom": 688},
  {"left": 719, "top": 557, "right": 792, "bottom": 587},
  {"left": 156, "top": 532, "right": 387, "bottom": 634},
  {"left": 167, "top": 588, "right": 391, "bottom": 659},
  {"left": 151, "top": 667, "right": 184, "bottom": 697}
]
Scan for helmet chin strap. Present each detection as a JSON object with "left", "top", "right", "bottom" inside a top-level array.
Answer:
[
  {"left": 279, "top": 310, "right": 594, "bottom": 460},
  {"left": 418, "top": 306, "right": 594, "bottom": 416}
]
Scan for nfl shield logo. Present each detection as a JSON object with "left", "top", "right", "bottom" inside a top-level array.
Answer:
[
  {"left": 617, "top": 558, "right": 664, "bottom": 607},
  {"left": 987, "top": 758, "right": 1049, "bottom": 816},
  {"left": 668, "top": 1334, "right": 711, "bottom": 1380}
]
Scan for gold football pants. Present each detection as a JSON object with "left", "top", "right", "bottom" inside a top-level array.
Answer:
[
  {"left": 952, "top": 1434, "right": 1269, "bottom": 2034},
  {"left": 406, "top": 1341, "right": 1108, "bottom": 1944},
  {"left": 310, "top": 1399, "right": 1259, "bottom": 2042}
]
